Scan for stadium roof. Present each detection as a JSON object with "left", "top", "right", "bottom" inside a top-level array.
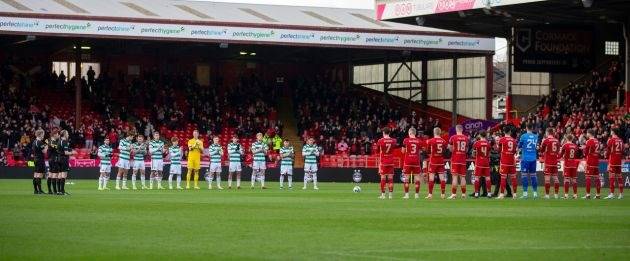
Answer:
[
  {"left": 375, "top": 0, "right": 630, "bottom": 37},
  {"left": 0, "top": 0, "right": 494, "bottom": 53}
]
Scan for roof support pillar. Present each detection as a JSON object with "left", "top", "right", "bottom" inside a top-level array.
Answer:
[
  {"left": 505, "top": 27, "right": 513, "bottom": 122},
  {"left": 624, "top": 19, "right": 629, "bottom": 110},
  {"left": 74, "top": 41, "right": 82, "bottom": 129},
  {"left": 485, "top": 54, "right": 493, "bottom": 120},
  {"left": 421, "top": 58, "right": 427, "bottom": 107},
  {"left": 451, "top": 56, "right": 458, "bottom": 127}
]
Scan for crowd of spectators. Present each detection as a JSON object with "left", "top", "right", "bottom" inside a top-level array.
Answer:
[{"left": 293, "top": 74, "right": 441, "bottom": 156}]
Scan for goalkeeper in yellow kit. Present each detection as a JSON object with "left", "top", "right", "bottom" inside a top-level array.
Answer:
[{"left": 186, "top": 130, "right": 204, "bottom": 189}]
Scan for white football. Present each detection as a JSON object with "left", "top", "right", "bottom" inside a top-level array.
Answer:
[{"left": 353, "top": 186, "right": 361, "bottom": 193}]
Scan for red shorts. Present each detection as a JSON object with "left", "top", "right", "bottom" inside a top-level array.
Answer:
[
  {"left": 379, "top": 165, "right": 394, "bottom": 175},
  {"left": 429, "top": 164, "right": 445, "bottom": 174},
  {"left": 563, "top": 167, "right": 577, "bottom": 178},
  {"left": 608, "top": 165, "right": 621, "bottom": 175},
  {"left": 544, "top": 164, "right": 558, "bottom": 176},
  {"left": 500, "top": 165, "right": 516, "bottom": 175},
  {"left": 475, "top": 166, "right": 490, "bottom": 177},
  {"left": 451, "top": 163, "right": 466, "bottom": 176},
  {"left": 403, "top": 165, "right": 421, "bottom": 175},
  {"left": 586, "top": 165, "right": 599, "bottom": 176}
]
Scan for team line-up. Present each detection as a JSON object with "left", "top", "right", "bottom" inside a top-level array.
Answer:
[{"left": 28, "top": 124, "right": 625, "bottom": 200}]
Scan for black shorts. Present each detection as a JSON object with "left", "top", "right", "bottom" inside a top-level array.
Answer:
[
  {"left": 34, "top": 160, "right": 46, "bottom": 173},
  {"left": 60, "top": 159, "right": 70, "bottom": 172},
  {"left": 49, "top": 160, "right": 61, "bottom": 173}
]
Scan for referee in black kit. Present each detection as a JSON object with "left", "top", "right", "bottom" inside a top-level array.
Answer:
[
  {"left": 32, "top": 129, "right": 47, "bottom": 194},
  {"left": 57, "top": 130, "right": 74, "bottom": 195},
  {"left": 46, "top": 130, "right": 61, "bottom": 195}
]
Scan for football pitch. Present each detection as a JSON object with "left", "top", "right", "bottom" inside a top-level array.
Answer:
[{"left": 1, "top": 180, "right": 629, "bottom": 260}]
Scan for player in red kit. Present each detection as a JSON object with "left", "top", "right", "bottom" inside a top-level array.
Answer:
[
  {"left": 582, "top": 129, "right": 601, "bottom": 199},
  {"left": 497, "top": 127, "right": 518, "bottom": 199},
  {"left": 377, "top": 127, "right": 397, "bottom": 199},
  {"left": 448, "top": 124, "right": 468, "bottom": 199},
  {"left": 605, "top": 129, "right": 624, "bottom": 199},
  {"left": 560, "top": 134, "right": 579, "bottom": 199},
  {"left": 426, "top": 127, "right": 447, "bottom": 199},
  {"left": 472, "top": 131, "right": 492, "bottom": 198},
  {"left": 540, "top": 128, "right": 560, "bottom": 199},
  {"left": 401, "top": 127, "right": 424, "bottom": 199}
]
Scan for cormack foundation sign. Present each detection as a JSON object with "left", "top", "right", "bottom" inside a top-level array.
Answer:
[
  {"left": 0, "top": 16, "right": 494, "bottom": 52},
  {"left": 514, "top": 26, "right": 594, "bottom": 73}
]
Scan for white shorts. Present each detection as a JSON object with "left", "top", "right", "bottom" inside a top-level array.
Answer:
[
  {"left": 151, "top": 159, "right": 164, "bottom": 171},
  {"left": 304, "top": 163, "right": 318, "bottom": 172},
  {"left": 209, "top": 163, "right": 222, "bottom": 173},
  {"left": 280, "top": 165, "right": 293, "bottom": 175},
  {"left": 229, "top": 162, "right": 242, "bottom": 172},
  {"left": 116, "top": 159, "right": 131, "bottom": 170},
  {"left": 132, "top": 160, "right": 145, "bottom": 170},
  {"left": 99, "top": 164, "right": 111, "bottom": 173},
  {"left": 252, "top": 161, "right": 266, "bottom": 170},
  {"left": 170, "top": 164, "right": 181, "bottom": 175}
]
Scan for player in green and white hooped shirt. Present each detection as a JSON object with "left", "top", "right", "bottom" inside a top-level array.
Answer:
[
  {"left": 149, "top": 132, "right": 166, "bottom": 189},
  {"left": 131, "top": 134, "right": 147, "bottom": 190},
  {"left": 167, "top": 137, "right": 183, "bottom": 189},
  {"left": 302, "top": 137, "right": 320, "bottom": 190},
  {"left": 227, "top": 135, "right": 244, "bottom": 189},
  {"left": 116, "top": 132, "right": 135, "bottom": 190},
  {"left": 206, "top": 136, "right": 224, "bottom": 190},
  {"left": 279, "top": 140, "right": 294, "bottom": 189},
  {"left": 251, "top": 132, "right": 268, "bottom": 189},
  {"left": 97, "top": 137, "right": 113, "bottom": 190}
]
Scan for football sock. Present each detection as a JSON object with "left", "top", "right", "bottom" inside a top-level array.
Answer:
[
  {"left": 499, "top": 176, "right": 506, "bottom": 194},
  {"left": 521, "top": 174, "right": 529, "bottom": 192},
  {"left": 47, "top": 178, "right": 52, "bottom": 192},
  {"left": 617, "top": 177, "right": 624, "bottom": 194},
  {"left": 168, "top": 174, "right": 173, "bottom": 187},
  {"left": 553, "top": 182, "right": 559, "bottom": 195},
  {"left": 451, "top": 186, "right": 456, "bottom": 195},
  {"left": 461, "top": 184, "right": 466, "bottom": 194},
  {"left": 237, "top": 176, "right": 241, "bottom": 187},
  {"left": 33, "top": 178, "right": 38, "bottom": 192},
  {"left": 59, "top": 178, "right": 65, "bottom": 193},
  {"left": 177, "top": 175, "right": 182, "bottom": 187},
  {"left": 415, "top": 180, "right": 420, "bottom": 193},
  {"left": 595, "top": 177, "right": 601, "bottom": 195},
  {"left": 531, "top": 175, "right": 538, "bottom": 192},
  {"left": 380, "top": 179, "right": 386, "bottom": 193},
  {"left": 545, "top": 182, "right": 550, "bottom": 195},
  {"left": 585, "top": 176, "right": 592, "bottom": 194},
  {"left": 288, "top": 175, "right": 292, "bottom": 187},
  {"left": 261, "top": 175, "right": 266, "bottom": 187},
  {"left": 572, "top": 182, "right": 577, "bottom": 195},
  {"left": 485, "top": 178, "right": 492, "bottom": 194},
  {"left": 193, "top": 170, "right": 199, "bottom": 187},
  {"left": 609, "top": 177, "right": 616, "bottom": 194},
  {"left": 186, "top": 169, "right": 192, "bottom": 187},
  {"left": 37, "top": 178, "right": 43, "bottom": 192},
  {"left": 228, "top": 175, "right": 233, "bottom": 187},
  {"left": 140, "top": 174, "right": 146, "bottom": 187},
  {"left": 404, "top": 181, "right": 409, "bottom": 193},
  {"left": 428, "top": 180, "right": 434, "bottom": 195},
  {"left": 387, "top": 178, "right": 393, "bottom": 192},
  {"left": 279, "top": 174, "right": 285, "bottom": 187},
  {"left": 474, "top": 179, "right": 480, "bottom": 193},
  {"left": 216, "top": 174, "right": 221, "bottom": 186},
  {"left": 122, "top": 178, "right": 127, "bottom": 188},
  {"left": 252, "top": 174, "right": 256, "bottom": 186},
  {"left": 511, "top": 176, "right": 518, "bottom": 194},
  {"left": 52, "top": 178, "right": 57, "bottom": 194},
  {"left": 131, "top": 174, "right": 137, "bottom": 186},
  {"left": 564, "top": 181, "right": 569, "bottom": 194},
  {"left": 440, "top": 180, "right": 446, "bottom": 195}
]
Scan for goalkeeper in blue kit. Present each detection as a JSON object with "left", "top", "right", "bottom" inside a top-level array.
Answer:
[{"left": 518, "top": 123, "right": 539, "bottom": 198}]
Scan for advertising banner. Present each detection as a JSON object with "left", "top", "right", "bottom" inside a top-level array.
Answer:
[
  {"left": 0, "top": 16, "right": 494, "bottom": 52},
  {"left": 448, "top": 119, "right": 498, "bottom": 136},
  {"left": 375, "top": 0, "right": 547, "bottom": 21},
  {"left": 514, "top": 26, "right": 594, "bottom": 72}
]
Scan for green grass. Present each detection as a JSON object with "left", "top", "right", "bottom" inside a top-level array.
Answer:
[{"left": 0, "top": 179, "right": 629, "bottom": 260}]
